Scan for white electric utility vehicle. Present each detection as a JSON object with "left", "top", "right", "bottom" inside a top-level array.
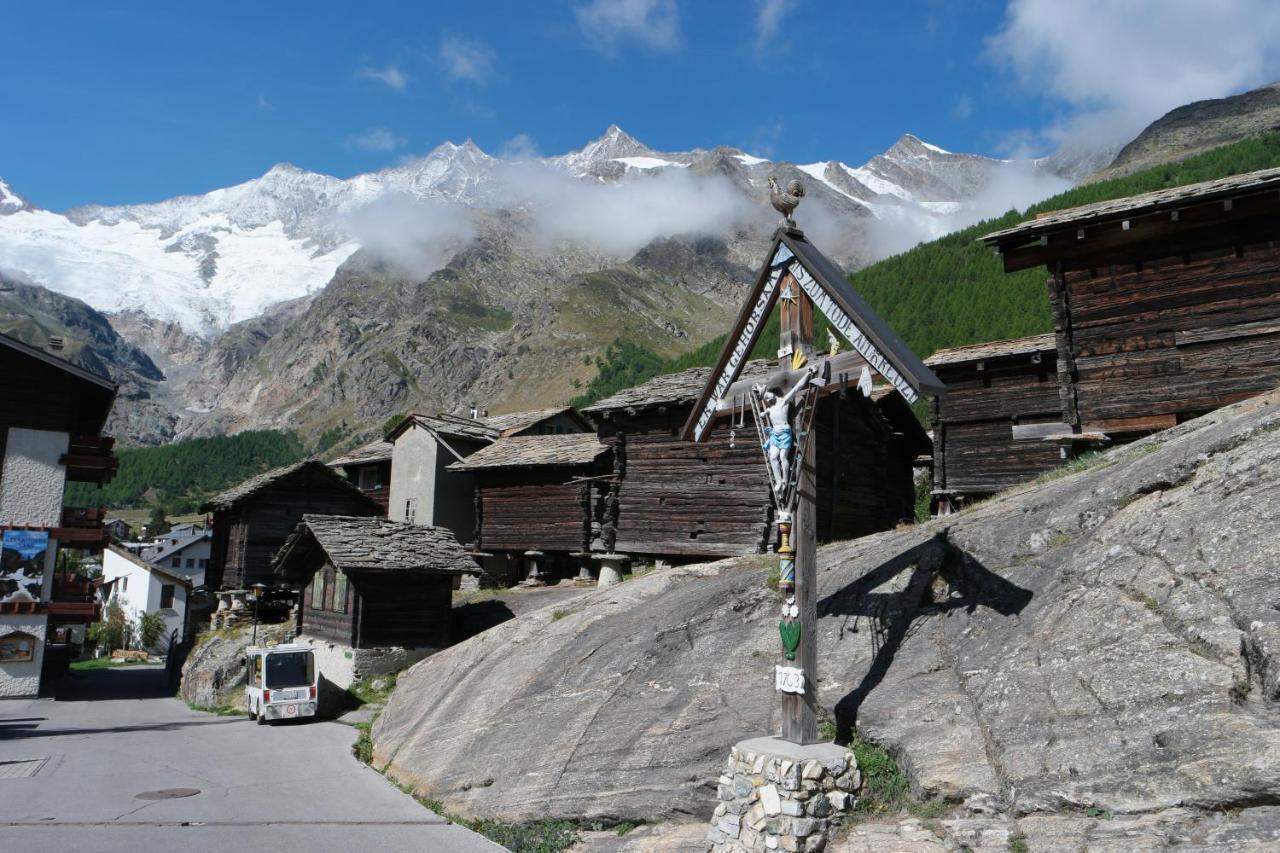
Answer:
[{"left": 245, "top": 644, "right": 317, "bottom": 724}]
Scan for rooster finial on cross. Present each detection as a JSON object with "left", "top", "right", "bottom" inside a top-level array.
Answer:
[{"left": 767, "top": 175, "right": 805, "bottom": 229}]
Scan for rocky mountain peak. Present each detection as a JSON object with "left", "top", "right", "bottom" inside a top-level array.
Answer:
[
  {"left": 0, "top": 178, "right": 29, "bottom": 215},
  {"left": 885, "top": 133, "right": 953, "bottom": 160}
]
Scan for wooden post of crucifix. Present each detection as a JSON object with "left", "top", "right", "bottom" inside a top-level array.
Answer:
[
  {"left": 682, "top": 183, "right": 945, "bottom": 747},
  {"left": 777, "top": 270, "right": 820, "bottom": 743}
]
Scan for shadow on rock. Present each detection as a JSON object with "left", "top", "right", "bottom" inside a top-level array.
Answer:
[{"left": 821, "top": 530, "right": 1032, "bottom": 740}]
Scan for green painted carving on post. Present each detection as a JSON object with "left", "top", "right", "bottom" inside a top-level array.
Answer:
[{"left": 778, "top": 619, "right": 801, "bottom": 661}]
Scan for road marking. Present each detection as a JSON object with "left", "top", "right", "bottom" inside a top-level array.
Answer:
[{"left": 0, "top": 758, "right": 47, "bottom": 779}]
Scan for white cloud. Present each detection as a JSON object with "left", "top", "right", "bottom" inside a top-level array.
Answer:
[
  {"left": 439, "top": 35, "right": 495, "bottom": 84},
  {"left": 356, "top": 64, "right": 409, "bottom": 93},
  {"left": 754, "top": 0, "right": 797, "bottom": 52},
  {"left": 256, "top": 94, "right": 274, "bottom": 113},
  {"left": 346, "top": 128, "right": 408, "bottom": 152},
  {"left": 499, "top": 133, "right": 540, "bottom": 160},
  {"left": 988, "top": 0, "right": 1280, "bottom": 150},
  {"left": 338, "top": 194, "right": 476, "bottom": 277},
  {"left": 575, "top": 0, "right": 680, "bottom": 53},
  {"left": 952, "top": 94, "right": 973, "bottom": 122}
]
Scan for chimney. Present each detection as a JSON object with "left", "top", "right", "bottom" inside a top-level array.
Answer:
[
  {"left": 469, "top": 403, "right": 478, "bottom": 419},
  {"left": 48, "top": 335, "right": 64, "bottom": 351}
]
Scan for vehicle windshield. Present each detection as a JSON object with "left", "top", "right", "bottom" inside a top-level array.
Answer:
[{"left": 265, "top": 651, "right": 313, "bottom": 689}]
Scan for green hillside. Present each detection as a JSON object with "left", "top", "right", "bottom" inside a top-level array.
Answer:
[
  {"left": 574, "top": 132, "right": 1280, "bottom": 407},
  {"left": 65, "top": 430, "right": 307, "bottom": 515}
]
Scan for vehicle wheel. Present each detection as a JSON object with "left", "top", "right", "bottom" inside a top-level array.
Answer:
[
  {"left": 256, "top": 705, "right": 266, "bottom": 725},
  {"left": 248, "top": 705, "right": 256, "bottom": 721}
]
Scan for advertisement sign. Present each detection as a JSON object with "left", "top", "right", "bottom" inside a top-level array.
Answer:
[{"left": 0, "top": 530, "right": 49, "bottom": 603}]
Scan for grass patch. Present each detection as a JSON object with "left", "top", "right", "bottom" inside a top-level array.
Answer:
[
  {"left": 70, "top": 657, "right": 153, "bottom": 671},
  {"left": 188, "top": 703, "right": 246, "bottom": 717},
  {"left": 405, "top": 790, "right": 582, "bottom": 852},
  {"left": 550, "top": 609, "right": 569, "bottom": 622},
  {"left": 347, "top": 672, "right": 399, "bottom": 706},
  {"left": 1009, "top": 830, "right": 1030, "bottom": 853},
  {"left": 1034, "top": 451, "right": 1114, "bottom": 485},
  {"left": 819, "top": 721, "right": 953, "bottom": 822},
  {"left": 1085, "top": 806, "right": 1113, "bottom": 820},
  {"left": 353, "top": 721, "right": 374, "bottom": 764}
]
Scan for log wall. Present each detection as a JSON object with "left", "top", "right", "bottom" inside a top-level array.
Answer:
[
  {"left": 1063, "top": 242, "right": 1280, "bottom": 430},
  {"left": 301, "top": 562, "right": 356, "bottom": 646},
  {"left": 354, "top": 573, "right": 452, "bottom": 649},
  {"left": 475, "top": 470, "right": 593, "bottom": 554},
  {"left": 931, "top": 355, "right": 1064, "bottom": 496}
]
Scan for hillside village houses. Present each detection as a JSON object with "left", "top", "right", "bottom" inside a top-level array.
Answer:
[
  {"left": 100, "top": 545, "right": 193, "bottom": 652},
  {"left": 0, "top": 332, "right": 117, "bottom": 697}
]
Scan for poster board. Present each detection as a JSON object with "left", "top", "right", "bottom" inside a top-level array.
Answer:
[{"left": 0, "top": 530, "right": 49, "bottom": 603}]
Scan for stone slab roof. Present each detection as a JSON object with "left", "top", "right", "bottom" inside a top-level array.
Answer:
[
  {"left": 201, "top": 459, "right": 377, "bottom": 513},
  {"left": 274, "top": 514, "right": 474, "bottom": 574},
  {"left": 329, "top": 439, "right": 394, "bottom": 468},
  {"left": 389, "top": 413, "right": 499, "bottom": 444},
  {"left": 581, "top": 359, "right": 775, "bottom": 415},
  {"left": 449, "top": 434, "right": 607, "bottom": 471},
  {"left": 982, "top": 166, "right": 1280, "bottom": 244},
  {"left": 483, "top": 407, "right": 578, "bottom": 436},
  {"left": 925, "top": 334, "right": 1058, "bottom": 367}
]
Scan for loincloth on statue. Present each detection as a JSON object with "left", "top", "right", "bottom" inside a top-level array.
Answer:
[{"left": 762, "top": 426, "right": 794, "bottom": 451}]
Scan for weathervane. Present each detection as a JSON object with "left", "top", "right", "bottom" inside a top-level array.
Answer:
[{"left": 767, "top": 176, "right": 805, "bottom": 229}]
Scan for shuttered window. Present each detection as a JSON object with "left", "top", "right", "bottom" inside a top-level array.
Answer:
[
  {"left": 309, "top": 571, "right": 325, "bottom": 609},
  {"left": 332, "top": 571, "right": 348, "bottom": 613}
]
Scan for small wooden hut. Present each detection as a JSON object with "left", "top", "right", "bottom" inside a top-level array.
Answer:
[
  {"left": 982, "top": 166, "right": 1280, "bottom": 438},
  {"left": 925, "top": 334, "right": 1065, "bottom": 510},
  {"left": 448, "top": 433, "right": 610, "bottom": 583},
  {"left": 201, "top": 460, "right": 383, "bottom": 591},
  {"left": 581, "top": 360, "right": 929, "bottom": 561},
  {"left": 274, "top": 514, "right": 472, "bottom": 652}
]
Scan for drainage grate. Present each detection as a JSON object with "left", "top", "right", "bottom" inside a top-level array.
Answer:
[
  {"left": 135, "top": 788, "right": 200, "bottom": 800},
  {"left": 0, "top": 759, "right": 47, "bottom": 780}
]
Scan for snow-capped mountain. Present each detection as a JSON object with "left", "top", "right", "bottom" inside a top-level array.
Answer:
[{"left": 0, "top": 126, "right": 1082, "bottom": 336}]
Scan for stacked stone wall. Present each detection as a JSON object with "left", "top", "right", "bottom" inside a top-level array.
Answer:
[{"left": 709, "top": 740, "right": 861, "bottom": 852}]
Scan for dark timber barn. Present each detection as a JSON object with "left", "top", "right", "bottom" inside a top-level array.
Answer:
[
  {"left": 275, "top": 514, "right": 472, "bottom": 651},
  {"left": 982, "top": 166, "right": 1280, "bottom": 439},
  {"left": 448, "top": 433, "right": 610, "bottom": 585},
  {"left": 926, "top": 334, "right": 1068, "bottom": 510},
  {"left": 201, "top": 460, "right": 383, "bottom": 591},
  {"left": 581, "top": 360, "right": 929, "bottom": 561}
]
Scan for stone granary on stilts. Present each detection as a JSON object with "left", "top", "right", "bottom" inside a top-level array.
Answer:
[{"left": 272, "top": 514, "right": 474, "bottom": 696}]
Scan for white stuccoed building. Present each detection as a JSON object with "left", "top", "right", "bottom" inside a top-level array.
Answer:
[{"left": 101, "top": 546, "right": 193, "bottom": 653}]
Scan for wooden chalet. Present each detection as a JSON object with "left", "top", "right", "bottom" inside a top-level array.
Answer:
[
  {"left": 983, "top": 166, "right": 1280, "bottom": 439},
  {"left": 329, "top": 440, "right": 393, "bottom": 512},
  {"left": 926, "top": 334, "right": 1064, "bottom": 510},
  {"left": 581, "top": 360, "right": 929, "bottom": 561},
  {"left": 200, "top": 460, "right": 383, "bottom": 591},
  {"left": 448, "top": 433, "right": 610, "bottom": 583},
  {"left": 1, "top": 332, "right": 119, "bottom": 696},
  {"left": 274, "top": 514, "right": 473, "bottom": 651}
]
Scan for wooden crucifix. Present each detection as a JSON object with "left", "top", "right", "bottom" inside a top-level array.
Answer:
[{"left": 682, "top": 197, "right": 945, "bottom": 746}]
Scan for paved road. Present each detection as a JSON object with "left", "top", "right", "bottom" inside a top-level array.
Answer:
[{"left": 0, "top": 665, "right": 504, "bottom": 852}]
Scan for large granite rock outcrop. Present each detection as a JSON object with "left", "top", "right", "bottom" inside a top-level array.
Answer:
[{"left": 373, "top": 389, "right": 1280, "bottom": 828}]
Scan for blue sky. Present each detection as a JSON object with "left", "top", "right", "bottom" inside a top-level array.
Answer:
[{"left": 4, "top": 0, "right": 1280, "bottom": 210}]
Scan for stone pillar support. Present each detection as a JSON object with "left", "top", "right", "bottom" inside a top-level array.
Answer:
[
  {"left": 708, "top": 736, "right": 860, "bottom": 852},
  {"left": 593, "top": 553, "right": 630, "bottom": 587}
]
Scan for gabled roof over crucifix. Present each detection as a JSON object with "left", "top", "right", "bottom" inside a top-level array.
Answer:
[{"left": 681, "top": 227, "right": 945, "bottom": 442}]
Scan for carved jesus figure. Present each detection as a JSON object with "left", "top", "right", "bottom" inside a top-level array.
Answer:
[{"left": 755, "top": 367, "right": 816, "bottom": 497}]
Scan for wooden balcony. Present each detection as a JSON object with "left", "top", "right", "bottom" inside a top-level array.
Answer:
[
  {"left": 53, "top": 507, "right": 111, "bottom": 550},
  {"left": 49, "top": 575, "right": 102, "bottom": 623},
  {"left": 60, "top": 434, "right": 118, "bottom": 485}
]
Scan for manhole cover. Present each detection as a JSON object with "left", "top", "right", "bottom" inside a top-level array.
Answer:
[{"left": 135, "top": 788, "right": 200, "bottom": 800}]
